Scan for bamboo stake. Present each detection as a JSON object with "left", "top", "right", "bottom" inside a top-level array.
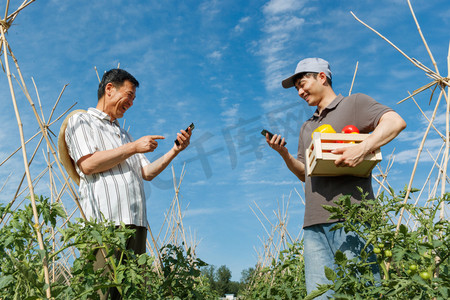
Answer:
[
  {"left": 6, "top": 1, "right": 35, "bottom": 24},
  {"left": 350, "top": 11, "right": 440, "bottom": 78},
  {"left": 349, "top": 61, "right": 358, "bottom": 96},
  {"left": 411, "top": 94, "right": 444, "bottom": 140},
  {"left": 397, "top": 81, "right": 438, "bottom": 104},
  {"left": 0, "top": 25, "right": 51, "bottom": 298},
  {"left": 172, "top": 165, "right": 188, "bottom": 251},
  {"left": 146, "top": 223, "right": 163, "bottom": 276},
  {"left": 94, "top": 66, "right": 100, "bottom": 82},
  {"left": 4, "top": 0, "right": 10, "bottom": 20},
  {"left": 408, "top": 145, "right": 443, "bottom": 214},
  {"left": 32, "top": 77, "right": 46, "bottom": 124},
  {"left": 442, "top": 44, "right": 450, "bottom": 220},
  {"left": 47, "top": 84, "right": 69, "bottom": 124},
  {"left": 7, "top": 43, "right": 86, "bottom": 220},
  {"left": 374, "top": 148, "right": 395, "bottom": 197},
  {"left": 440, "top": 84, "right": 449, "bottom": 201},
  {"left": 0, "top": 134, "right": 45, "bottom": 225},
  {"left": 406, "top": 0, "right": 439, "bottom": 75},
  {"left": 396, "top": 90, "right": 443, "bottom": 231}
]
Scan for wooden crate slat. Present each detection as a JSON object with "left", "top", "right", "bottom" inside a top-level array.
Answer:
[{"left": 306, "top": 132, "right": 382, "bottom": 177}]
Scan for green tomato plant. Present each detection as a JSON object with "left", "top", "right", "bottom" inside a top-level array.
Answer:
[
  {"left": 0, "top": 196, "right": 217, "bottom": 299},
  {"left": 316, "top": 188, "right": 450, "bottom": 299},
  {"left": 241, "top": 242, "right": 307, "bottom": 299}
]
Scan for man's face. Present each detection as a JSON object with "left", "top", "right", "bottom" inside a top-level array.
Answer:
[
  {"left": 294, "top": 73, "right": 324, "bottom": 107},
  {"left": 104, "top": 80, "right": 136, "bottom": 121}
]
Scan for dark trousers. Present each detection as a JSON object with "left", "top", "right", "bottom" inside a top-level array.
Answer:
[{"left": 94, "top": 225, "right": 147, "bottom": 300}]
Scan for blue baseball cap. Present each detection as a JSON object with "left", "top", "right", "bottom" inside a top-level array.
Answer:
[{"left": 281, "top": 57, "right": 332, "bottom": 89}]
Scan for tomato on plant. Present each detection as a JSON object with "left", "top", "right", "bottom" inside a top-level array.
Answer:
[
  {"left": 378, "top": 243, "right": 385, "bottom": 249},
  {"left": 373, "top": 247, "right": 381, "bottom": 254},
  {"left": 409, "top": 264, "right": 418, "bottom": 271},
  {"left": 420, "top": 271, "right": 431, "bottom": 280},
  {"left": 384, "top": 250, "right": 392, "bottom": 257}
]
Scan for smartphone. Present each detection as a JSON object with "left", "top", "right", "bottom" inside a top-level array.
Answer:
[
  {"left": 261, "top": 129, "right": 286, "bottom": 146},
  {"left": 175, "top": 123, "right": 195, "bottom": 146}
]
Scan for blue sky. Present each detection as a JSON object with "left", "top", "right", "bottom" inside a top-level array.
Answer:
[{"left": 0, "top": 0, "right": 449, "bottom": 281}]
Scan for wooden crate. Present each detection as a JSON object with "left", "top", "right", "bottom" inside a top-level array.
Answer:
[{"left": 305, "top": 132, "right": 382, "bottom": 177}]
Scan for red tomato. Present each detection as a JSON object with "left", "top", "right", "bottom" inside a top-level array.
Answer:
[{"left": 341, "top": 125, "right": 359, "bottom": 134}]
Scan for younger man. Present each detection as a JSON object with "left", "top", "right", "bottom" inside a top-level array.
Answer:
[{"left": 265, "top": 58, "right": 406, "bottom": 298}]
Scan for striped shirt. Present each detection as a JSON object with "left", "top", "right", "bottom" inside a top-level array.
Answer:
[{"left": 65, "top": 108, "right": 150, "bottom": 227}]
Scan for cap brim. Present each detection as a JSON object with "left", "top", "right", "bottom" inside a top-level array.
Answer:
[
  {"left": 57, "top": 109, "right": 86, "bottom": 186},
  {"left": 282, "top": 74, "right": 296, "bottom": 89}
]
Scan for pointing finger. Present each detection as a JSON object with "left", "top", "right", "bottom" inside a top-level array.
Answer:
[{"left": 149, "top": 135, "right": 165, "bottom": 140}]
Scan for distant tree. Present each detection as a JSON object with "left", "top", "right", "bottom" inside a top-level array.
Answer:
[
  {"left": 216, "top": 265, "right": 232, "bottom": 296},
  {"left": 201, "top": 264, "right": 245, "bottom": 297},
  {"left": 240, "top": 266, "right": 255, "bottom": 285},
  {"left": 201, "top": 265, "right": 216, "bottom": 290},
  {"left": 227, "top": 280, "right": 241, "bottom": 296}
]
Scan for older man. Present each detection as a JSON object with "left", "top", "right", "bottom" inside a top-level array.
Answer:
[{"left": 65, "top": 68, "right": 192, "bottom": 299}]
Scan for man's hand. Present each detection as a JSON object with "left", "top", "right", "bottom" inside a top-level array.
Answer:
[
  {"left": 264, "top": 132, "right": 305, "bottom": 182},
  {"left": 332, "top": 143, "right": 367, "bottom": 167},
  {"left": 142, "top": 128, "right": 192, "bottom": 181},
  {"left": 265, "top": 133, "right": 288, "bottom": 155},
  {"left": 173, "top": 128, "right": 192, "bottom": 152},
  {"left": 134, "top": 135, "right": 165, "bottom": 153},
  {"left": 332, "top": 110, "right": 406, "bottom": 168}
]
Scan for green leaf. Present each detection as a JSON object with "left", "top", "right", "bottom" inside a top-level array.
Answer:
[
  {"left": 399, "top": 224, "right": 408, "bottom": 235},
  {"left": 432, "top": 240, "right": 443, "bottom": 248},
  {"left": 91, "top": 230, "right": 103, "bottom": 244},
  {"left": 138, "top": 254, "right": 147, "bottom": 265},
  {"left": 334, "top": 250, "right": 347, "bottom": 264},
  {"left": 324, "top": 266, "right": 337, "bottom": 281},
  {"left": 303, "top": 284, "right": 330, "bottom": 300},
  {"left": 0, "top": 275, "right": 14, "bottom": 289},
  {"left": 37, "top": 248, "right": 47, "bottom": 260}
]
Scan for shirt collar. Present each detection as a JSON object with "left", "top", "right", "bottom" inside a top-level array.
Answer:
[
  {"left": 312, "top": 94, "right": 344, "bottom": 119},
  {"left": 88, "top": 107, "right": 120, "bottom": 126}
]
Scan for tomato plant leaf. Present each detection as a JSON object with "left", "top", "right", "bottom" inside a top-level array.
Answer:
[{"left": 325, "top": 266, "right": 337, "bottom": 281}]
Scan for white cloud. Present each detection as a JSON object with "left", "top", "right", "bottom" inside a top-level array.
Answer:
[
  {"left": 395, "top": 130, "right": 423, "bottom": 143},
  {"left": 258, "top": 1, "right": 307, "bottom": 92},
  {"left": 208, "top": 50, "right": 223, "bottom": 60},
  {"left": 234, "top": 16, "right": 251, "bottom": 33},
  {"left": 394, "top": 137, "right": 444, "bottom": 164},
  {"left": 393, "top": 148, "right": 420, "bottom": 164},
  {"left": 185, "top": 207, "right": 221, "bottom": 217},
  {"left": 221, "top": 103, "right": 240, "bottom": 126},
  {"left": 262, "top": 0, "right": 304, "bottom": 15},
  {"left": 262, "top": 15, "right": 305, "bottom": 34},
  {"left": 420, "top": 109, "right": 448, "bottom": 127},
  {"left": 199, "top": 0, "right": 221, "bottom": 19}
]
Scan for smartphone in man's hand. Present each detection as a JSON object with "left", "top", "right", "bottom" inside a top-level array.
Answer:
[
  {"left": 175, "top": 123, "right": 195, "bottom": 146},
  {"left": 261, "top": 129, "right": 286, "bottom": 146}
]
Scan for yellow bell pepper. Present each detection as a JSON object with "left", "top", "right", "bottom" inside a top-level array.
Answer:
[{"left": 311, "top": 124, "right": 336, "bottom": 139}]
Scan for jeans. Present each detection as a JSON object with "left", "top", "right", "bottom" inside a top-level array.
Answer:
[{"left": 303, "top": 222, "right": 379, "bottom": 299}]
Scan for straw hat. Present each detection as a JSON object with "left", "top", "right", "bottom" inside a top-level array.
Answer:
[{"left": 57, "top": 109, "right": 86, "bottom": 186}]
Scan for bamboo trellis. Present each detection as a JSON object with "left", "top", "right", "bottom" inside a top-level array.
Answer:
[{"left": 351, "top": 0, "right": 449, "bottom": 228}]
